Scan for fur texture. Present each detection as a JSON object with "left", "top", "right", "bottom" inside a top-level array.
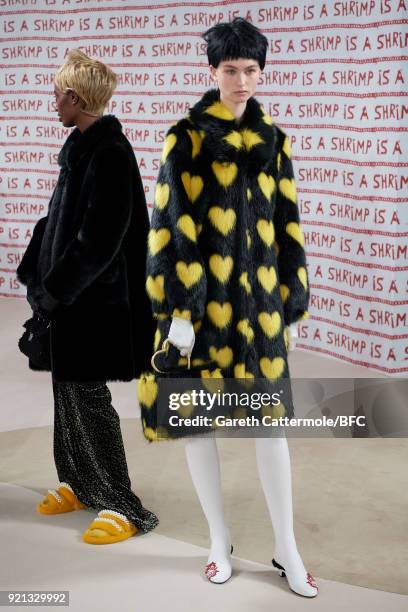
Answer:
[
  {"left": 145, "top": 89, "right": 310, "bottom": 387},
  {"left": 17, "top": 115, "right": 155, "bottom": 382}
]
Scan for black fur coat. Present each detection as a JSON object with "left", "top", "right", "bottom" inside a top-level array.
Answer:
[
  {"left": 17, "top": 115, "right": 155, "bottom": 382},
  {"left": 143, "top": 89, "right": 310, "bottom": 397}
]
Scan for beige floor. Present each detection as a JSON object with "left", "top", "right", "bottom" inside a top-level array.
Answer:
[
  {"left": 1, "top": 298, "right": 408, "bottom": 609},
  {"left": 3, "top": 484, "right": 408, "bottom": 612},
  {"left": 2, "top": 484, "right": 408, "bottom": 612}
]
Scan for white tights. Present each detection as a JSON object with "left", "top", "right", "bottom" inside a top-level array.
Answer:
[{"left": 185, "top": 434, "right": 308, "bottom": 580}]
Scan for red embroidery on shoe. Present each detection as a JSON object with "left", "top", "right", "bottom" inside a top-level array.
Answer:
[
  {"left": 307, "top": 573, "right": 318, "bottom": 589},
  {"left": 205, "top": 562, "right": 219, "bottom": 579}
]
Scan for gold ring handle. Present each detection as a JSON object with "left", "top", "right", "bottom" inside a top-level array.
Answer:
[{"left": 151, "top": 337, "right": 191, "bottom": 373}]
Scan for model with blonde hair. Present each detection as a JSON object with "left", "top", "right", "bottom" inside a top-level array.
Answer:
[
  {"left": 54, "top": 49, "right": 117, "bottom": 123},
  {"left": 17, "top": 49, "right": 158, "bottom": 543}
]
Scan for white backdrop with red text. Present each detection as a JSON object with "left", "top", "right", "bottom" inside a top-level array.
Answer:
[{"left": 0, "top": 0, "right": 407, "bottom": 375}]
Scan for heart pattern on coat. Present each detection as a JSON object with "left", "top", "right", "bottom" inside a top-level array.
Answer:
[
  {"left": 209, "top": 346, "right": 234, "bottom": 369},
  {"left": 257, "top": 219, "right": 275, "bottom": 247},
  {"left": 154, "top": 329, "right": 161, "bottom": 350},
  {"left": 181, "top": 172, "right": 204, "bottom": 203},
  {"left": 239, "top": 272, "right": 252, "bottom": 294},
  {"left": 137, "top": 373, "right": 158, "bottom": 408},
  {"left": 209, "top": 254, "right": 234, "bottom": 284},
  {"left": 257, "top": 266, "right": 277, "bottom": 293},
  {"left": 172, "top": 308, "right": 191, "bottom": 320},
  {"left": 146, "top": 274, "right": 165, "bottom": 303},
  {"left": 205, "top": 101, "right": 235, "bottom": 121},
  {"left": 154, "top": 183, "right": 170, "bottom": 209},
  {"left": 258, "top": 172, "right": 275, "bottom": 201},
  {"left": 258, "top": 311, "right": 281, "bottom": 338},
  {"left": 208, "top": 207, "right": 236, "bottom": 236},
  {"left": 206, "top": 301, "right": 233, "bottom": 328},
  {"left": 148, "top": 228, "right": 171, "bottom": 256},
  {"left": 286, "top": 222, "right": 304, "bottom": 246},
  {"left": 280, "top": 284, "right": 290, "bottom": 302},
  {"left": 237, "top": 319, "right": 254, "bottom": 343},
  {"left": 176, "top": 261, "right": 203, "bottom": 289},
  {"left": 211, "top": 161, "right": 238, "bottom": 188},
  {"left": 177, "top": 214, "right": 197, "bottom": 242},
  {"left": 234, "top": 363, "right": 255, "bottom": 379},
  {"left": 282, "top": 136, "right": 292, "bottom": 158},
  {"left": 279, "top": 178, "right": 297, "bottom": 203},
  {"left": 187, "top": 129, "right": 202, "bottom": 158},
  {"left": 242, "top": 128, "right": 264, "bottom": 151},
  {"left": 224, "top": 130, "right": 243, "bottom": 150},
  {"left": 260, "top": 356, "right": 285, "bottom": 379},
  {"left": 276, "top": 152, "right": 282, "bottom": 173},
  {"left": 161, "top": 133, "right": 177, "bottom": 163}
]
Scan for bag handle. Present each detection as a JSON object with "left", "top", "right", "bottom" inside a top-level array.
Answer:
[{"left": 151, "top": 337, "right": 192, "bottom": 373}]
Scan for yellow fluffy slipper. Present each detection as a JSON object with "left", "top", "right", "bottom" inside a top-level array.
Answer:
[
  {"left": 82, "top": 510, "right": 138, "bottom": 545},
  {"left": 37, "top": 482, "right": 87, "bottom": 515}
]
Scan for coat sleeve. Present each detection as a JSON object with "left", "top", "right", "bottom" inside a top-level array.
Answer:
[
  {"left": 273, "top": 133, "right": 310, "bottom": 326},
  {"left": 146, "top": 124, "right": 207, "bottom": 324},
  {"left": 16, "top": 216, "right": 48, "bottom": 286},
  {"left": 16, "top": 187, "right": 57, "bottom": 286},
  {"left": 41, "top": 144, "right": 133, "bottom": 308}
]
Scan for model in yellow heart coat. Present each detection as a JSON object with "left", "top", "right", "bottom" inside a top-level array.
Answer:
[{"left": 142, "top": 88, "right": 310, "bottom": 432}]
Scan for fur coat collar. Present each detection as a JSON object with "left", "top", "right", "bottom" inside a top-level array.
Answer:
[
  {"left": 188, "top": 88, "right": 278, "bottom": 169},
  {"left": 58, "top": 114, "right": 123, "bottom": 170}
]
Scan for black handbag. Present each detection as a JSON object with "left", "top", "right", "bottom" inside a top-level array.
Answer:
[
  {"left": 18, "top": 312, "right": 51, "bottom": 370},
  {"left": 138, "top": 338, "right": 292, "bottom": 441},
  {"left": 138, "top": 337, "right": 220, "bottom": 441}
]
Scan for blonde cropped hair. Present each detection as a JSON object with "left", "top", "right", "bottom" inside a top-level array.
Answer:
[{"left": 54, "top": 49, "right": 117, "bottom": 116}]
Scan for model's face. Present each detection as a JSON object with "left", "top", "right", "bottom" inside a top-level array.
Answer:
[
  {"left": 210, "top": 58, "right": 262, "bottom": 106},
  {"left": 53, "top": 86, "right": 80, "bottom": 128}
]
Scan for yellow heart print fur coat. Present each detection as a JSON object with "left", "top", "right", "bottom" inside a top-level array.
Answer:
[{"left": 142, "top": 88, "right": 310, "bottom": 421}]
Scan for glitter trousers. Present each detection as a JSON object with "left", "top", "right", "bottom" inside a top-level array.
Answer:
[{"left": 52, "top": 379, "right": 159, "bottom": 532}]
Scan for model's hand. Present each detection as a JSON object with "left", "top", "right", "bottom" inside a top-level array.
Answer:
[
  {"left": 168, "top": 317, "right": 195, "bottom": 356},
  {"left": 287, "top": 323, "right": 298, "bottom": 352},
  {"left": 27, "top": 286, "right": 56, "bottom": 321}
]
